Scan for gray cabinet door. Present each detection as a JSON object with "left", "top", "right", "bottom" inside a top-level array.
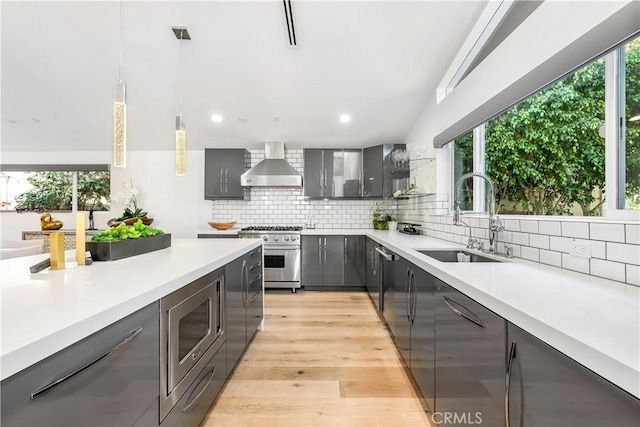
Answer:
[
  {"left": 507, "top": 323, "right": 640, "bottom": 427},
  {"left": 363, "top": 145, "right": 383, "bottom": 197},
  {"left": 383, "top": 144, "right": 408, "bottom": 199},
  {"left": 204, "top": 149, "right": 247, "bottom": 200},
  {"left": 365, "top": 237, "right": 382, "bottom": 311},
  {"left": 223, "top": 149, "right": 247, "bottom": 198},
  {"left": 323, "top": 236, "right": 344, "bottom": 285},
  {"left": 393, "top": 256, "right": 412, "bottom": 365},
  {"left": 1, "top": 303, "right": 160, "bottom": 427},
  {"left": 410, "top": 266, "right": 435, "bottom": 412},
  {"left": 435, "top": 280, "right": 505, "bottom": 427},
  {"left": 381, "top": 247, "right": 397, "bottom": 336},
  {"left": 301, "top": 235, "right": 323, "bottom": 286},
  {"left": 341, "top": 149, "right": 363, "bottom": 198},
  {"left": 225, "top": 254, "right": 247, "bottom": 375},
  {"left": 344, "top": 235, "right": 364, "bottom": 287},
  {"left": 204, "top": 149, "right": 225, "bottom": 199},
  {"left": 303, "top": 149, "right": 324, "bottom": 198},
  {"left": 246, "top": 246, "right": 263, "bottom": 342}
]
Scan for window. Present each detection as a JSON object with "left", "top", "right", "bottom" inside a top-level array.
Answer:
[
  {"left": 0, "top": 165, "right": 110, "bottom": 212},
  {"left": 452, "top": 32, "right": 640, "bottom": 217},
  {"left": 623, "top": 37, "right": 640, "bottom": 210},
  {"left": 453, "top": 130, "right": 474, "bottom": 211}
]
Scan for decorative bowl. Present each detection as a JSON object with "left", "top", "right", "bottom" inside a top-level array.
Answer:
[{"left": 208, "top": 221, "right": 237, "bottom": 230}]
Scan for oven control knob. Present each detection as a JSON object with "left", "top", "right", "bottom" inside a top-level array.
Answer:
[
  {"left": 284, "top": 236, "right": 289, "bottom": 241},
  {"left": 291, "top": 236, "right": 297, "bottom": 241},
  {"left": 274, "top": 236, "right": 280, "bottom": 241},
  {"left": 263, "top": 236, "right": 268, "bottom": 241}
]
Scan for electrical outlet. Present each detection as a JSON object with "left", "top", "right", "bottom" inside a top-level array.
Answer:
[{"left": 570, "top": 243, "right": 591, "bottom": 258}]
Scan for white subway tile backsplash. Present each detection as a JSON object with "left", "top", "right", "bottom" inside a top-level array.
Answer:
[
  {"left": 607, "top": 242, "right": 640, "bottom": 265},
  {"left": 540, "top": 250, "right": 562, "bottom": 267},
  {"left": 562, "top": 254, "right": 590, "bottom": 274},
  {"left": 503, "top": 219, "right": 520, "bottom": 231},
  {"left": 520, "top": 220, "right": 539, "bottom": 234},
  {"left": 538, "top": 221, "right": 561, "bottom": 236},
  {"left": 590, "top": 259, "right": 626, "bottom": 282},
  {"left": 529, "top": 234, "right": 550, "bottom": 249},
  {"left": 626, "top": 225, "right": 640, "bottom": 244},
  {"left": 550, "top": 236, "right": 572, "bottom": 253},
  {"left": 627, "top": 264, "right": 640, "bottom": 286},
  {"left": 561, "top": 222, "right": 589, "bottom": 239},
  {"left": 590, "top": 223, "right": 625, "bottom": 243},
  {"left": 521, "top": 246, "right": 540, "bottom": 262},
  {"left": 589, "top": 240, "right": 606, "bottom": 259},
  {"left": 512, "top": 232, "right": 530, "bottom": 246}
]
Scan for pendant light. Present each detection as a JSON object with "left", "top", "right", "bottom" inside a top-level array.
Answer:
[
  {"left": 113, "top": 0, "right": 126, "bottom": 168},
  {"left": 173, "top": 27, "right": 190, "bottom": 176}
]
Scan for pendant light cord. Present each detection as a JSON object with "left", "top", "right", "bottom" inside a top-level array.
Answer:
[
  {"left": 179, "top": 30, "right": 183, "bottom": 116},
  {"left": 118, "top": 0, "right": 124, "bottom": 81}
]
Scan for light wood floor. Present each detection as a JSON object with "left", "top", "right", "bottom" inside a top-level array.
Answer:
[{"left": 201, "top": 291, "right": 433, "bottom": 427}]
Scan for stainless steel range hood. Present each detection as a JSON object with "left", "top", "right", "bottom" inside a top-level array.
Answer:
[{"left": 241, "top": 142, "right": 302, "bottom": 187}]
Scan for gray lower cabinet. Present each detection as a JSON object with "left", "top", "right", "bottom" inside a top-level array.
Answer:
[
  {"left": 434, "top": 279, "right": 505, "bottom": 427},
  {"left": 204, "top": 148, "right": 248, "bottom": 200},
  {"left": 391, "top": 258, "right": 436, "bottom": 411},
  {"left": 301, "top": 235, "right": 364, "bottom": 288},
  {"left": 1, "top": 302, "right": 160, "bottom": 427},
  {"left": 160, "top": 342, "right": 227, "bottom": 427},
  {"left": 226, "top": 246, "right": 263, "bottom": 375},
  {"left": 507, "top": 323, "right": 640, "bottom": 427}
]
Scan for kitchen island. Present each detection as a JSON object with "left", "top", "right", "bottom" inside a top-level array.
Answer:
[{"left": 0, "top": 238, "right": 262, "bottom": 381}]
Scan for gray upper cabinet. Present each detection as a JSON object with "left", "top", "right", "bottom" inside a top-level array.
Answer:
[
  {"left": 363, "top": 144, "right": 408, "bottom": 199},
  {"left": 507, "top": 323, "right": 640, "bottom": 427},
  {"left": 303, "top": 149, "right": 362, "bottom": 199},
  {"left": 434, "top": 279, "right": 505, "bottom": 427},
  {"left": 1, "top": 302, "right": 160, "bottom": 427},
  {"left": 204, "top": 148, "right": 248, "bottom": 200}
]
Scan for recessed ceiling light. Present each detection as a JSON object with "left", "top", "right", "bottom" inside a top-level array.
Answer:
[
  {"left": 339, "top": 114, "right": 351, "bottom": 123},
  {"left": 211, "top": 114, "right": 224, "bottom": 123},
  {"left": 237, "top": 116, "right": 248, "bottom": 123},
  {"left": 629, "top": 115, "right": 640, "bottom": 122}
]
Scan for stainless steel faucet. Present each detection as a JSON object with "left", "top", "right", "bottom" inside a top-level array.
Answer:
[{"left": 453, "top": 172, "right": 504, "bottom": 253}]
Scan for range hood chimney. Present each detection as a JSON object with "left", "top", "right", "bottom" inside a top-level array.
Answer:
[{"left": 241, "top": 142, "right": 302, "bottom": 187}]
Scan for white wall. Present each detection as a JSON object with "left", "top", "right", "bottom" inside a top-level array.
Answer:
[{"left": 0, "top": 150, "right": 211, "bottom": 240}]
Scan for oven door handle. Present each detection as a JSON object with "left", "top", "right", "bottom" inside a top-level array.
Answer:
[{"left": 263, "top": 246, "right": 300, "bottom": 251}]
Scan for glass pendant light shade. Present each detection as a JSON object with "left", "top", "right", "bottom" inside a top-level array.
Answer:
[
  {"left": 175, "top": 115, "right": 186, "bottom": 176},
  {"left": 113, "top": 80, "right": 127, "bottom": 168}
]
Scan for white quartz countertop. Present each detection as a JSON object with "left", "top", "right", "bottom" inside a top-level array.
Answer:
[
  {"left": 197, "top": 228, "right": 240, "bottom": 235},
  {"left": 0, "top": 238, "right": 261, "bottom": 381},
  {"left": 361, "top": 230, "right": 640, "bottom": 399}
]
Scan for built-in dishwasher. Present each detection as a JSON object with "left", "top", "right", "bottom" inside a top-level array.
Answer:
[{"left": 376, "top": 245, "right": 398, "bottom": 337}]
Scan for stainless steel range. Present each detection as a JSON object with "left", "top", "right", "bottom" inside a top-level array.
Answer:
[{"left": 238, "top": 226, "right": 301, "bottom": 292}]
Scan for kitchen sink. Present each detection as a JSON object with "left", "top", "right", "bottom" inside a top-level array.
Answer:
[{"left": 417, "top": 250, "right": 503, "bottom": 263}]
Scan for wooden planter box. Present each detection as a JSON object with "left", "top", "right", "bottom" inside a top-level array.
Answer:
[{"left": 86, "top": 234, "right": 171, "bottom": 261}]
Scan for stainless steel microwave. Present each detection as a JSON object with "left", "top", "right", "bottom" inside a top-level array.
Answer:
[{"left": 159, "top": 268, "right": 225, "bottom": 421}]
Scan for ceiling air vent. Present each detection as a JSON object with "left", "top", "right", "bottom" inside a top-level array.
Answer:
[{"left": 283, "top": 0, "right": 297, "bottom": 47}]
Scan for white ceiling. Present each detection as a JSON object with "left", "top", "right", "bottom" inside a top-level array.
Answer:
[{"left": 1, "top": 1, "right": 487, "bottom": 152}]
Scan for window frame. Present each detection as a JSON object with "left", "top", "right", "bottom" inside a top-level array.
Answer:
[
  {"left": 0, "top": 164, "right": 110, "bottom": 213},
  {"left": 450, "top": 38, "right": 640, "bottom": 221}
]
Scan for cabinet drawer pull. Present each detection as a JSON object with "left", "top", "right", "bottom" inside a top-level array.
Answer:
[
  {"left": 30, "top": 327, "right": 143, "bottom": 400},
  {"left": 505, "top": 341, "right": 517, "bottom": 427},
  {"left": 250, "top": 248, "right": 261, "bottom": 258},
  {"left": 442, "top": 296, "right": 484, "bottom": 328},
  {"left": 182, "top": 367, "right": 216, "bottom": 413},
  {"left": 374, "top": 247, "right": 396, "bottom": 261},
  {"left": 249, "top": 261, "right": 261, "bottom": 272}
]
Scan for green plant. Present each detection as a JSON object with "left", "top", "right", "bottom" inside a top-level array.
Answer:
[{"left": 91, "top": 219, "right": 163, "bottom": 242}]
